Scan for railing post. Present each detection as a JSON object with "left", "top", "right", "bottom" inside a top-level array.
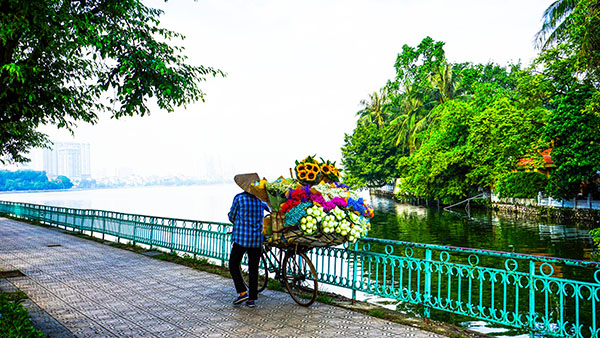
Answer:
[
  {"left": 424, "top": 248, "right": 432, "bottom": 318},
  {"left": 351, "top": 241, "right": 358, "bottom": 304},
  {"left": 170, "top": 220, "right": 175, "bottom": 254},
  {"left": 117, "top": 214, "right": 121, "bottom": 244},
  {"left": 102, "top": 212, "right": 106, "bottom": 241},
  {"left": 221, "top": 225, "right": 227, "bottom": 267},
  {"left": 193, "top": 223, "right": 198, "bottom": 260},
  {"left": 529, "top": 260, "right": 536, "bottom": 338},
  {"left": 133, "top": 217, "right": 137, "bottom": 247},
  {"left": 149, "top": 220, "right": 154, "bottom": 250}
]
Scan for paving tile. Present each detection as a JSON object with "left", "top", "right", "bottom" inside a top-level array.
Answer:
[{"left": 0, "top": 218, "right": 446, "bottom": 338}]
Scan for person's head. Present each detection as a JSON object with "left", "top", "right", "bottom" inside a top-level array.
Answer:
[{"left": 234, "top": 173, "right": 260, "bottom": 196}]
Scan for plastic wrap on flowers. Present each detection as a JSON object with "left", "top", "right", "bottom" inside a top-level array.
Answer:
[{"left": 259, "top": 155, "right": 374, "bottom": 248}]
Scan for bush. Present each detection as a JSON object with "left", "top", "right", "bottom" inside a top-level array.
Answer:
[
  {"left": 495, "top": 171, "right": 548, "bottom": 199},
  {"left": 0, "top": 293, "right": 44, "bottom": 338}
]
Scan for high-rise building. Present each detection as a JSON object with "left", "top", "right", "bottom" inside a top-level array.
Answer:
[{"left": 43, "top": 142, "right": 91, "bottom": 178}]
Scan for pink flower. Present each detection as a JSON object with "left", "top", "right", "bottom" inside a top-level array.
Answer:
[
  {"left": 330, "top": 197, "right": 347, "bottom": 208},
  {"left": 310, "top": 193, "right": 326, "bottom": 205},
  {"left": 322, "top": 201, "right": 335, "bottom": 212}
]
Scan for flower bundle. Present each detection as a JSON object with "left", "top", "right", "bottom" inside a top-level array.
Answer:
[
  {"left": 257, "top": 155, "right": 374, "bottom": 245},
  {"left": 264, "top": 177, "right": 297, "bottom": 212},
  {"left": 318, "top": 158, "right": 341, "bottom": 183},
  {"left": 295, "top": 155, "right": 321, "bottom": 184}
]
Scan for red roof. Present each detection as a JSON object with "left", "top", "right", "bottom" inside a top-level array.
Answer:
[{"left": 518, "top": 148, "right": 554, "bottom": 167}]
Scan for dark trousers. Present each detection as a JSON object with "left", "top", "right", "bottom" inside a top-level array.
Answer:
[{"left": 228, "top": 243, "right": 261, "bottom": 301}]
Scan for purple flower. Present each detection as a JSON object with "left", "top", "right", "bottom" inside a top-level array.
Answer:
[
  {"left": 334, "top": 182, "right": 350, "bottom": 190},
  {"left": 310, "top": 193, "right": 326, "bottom": 205},
  {"left": 322, "top": 201, "right": 336, "bottom": 212},
  {"left": 330, "top": 197, "right": 347, "bottom": 208}
]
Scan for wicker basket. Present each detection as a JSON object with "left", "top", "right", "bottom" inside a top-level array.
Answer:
[
  {"left": 265, "top": 228, "right": 346, "bottom": 248},
  {"left": 269, "top": 213, "right": 286, "bottom": 233}
]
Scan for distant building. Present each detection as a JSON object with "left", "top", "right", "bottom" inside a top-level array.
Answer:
[{"left": 43, "top": 142, "right": 91, "bottom": 178}]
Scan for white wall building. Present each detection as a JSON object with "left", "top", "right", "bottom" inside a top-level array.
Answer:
[{"left": 43, "top": 142, "right": 91, "bottom": 178}]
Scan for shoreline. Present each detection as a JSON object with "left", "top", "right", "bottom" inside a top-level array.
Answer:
[{"left": 371, "top": 188, "right": 600, "bottom": 224}]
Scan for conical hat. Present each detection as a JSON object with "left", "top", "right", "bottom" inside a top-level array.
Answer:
[{"left": 234, "top": 173, "right": 260, "bottom": 196}]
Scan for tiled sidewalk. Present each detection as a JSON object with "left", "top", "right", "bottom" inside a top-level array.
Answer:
[{"left": 0, "top": 217, "right": 443, "bottom": 338}]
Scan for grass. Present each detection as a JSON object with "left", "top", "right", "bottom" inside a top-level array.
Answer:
[{"left": 0, "top": 281, "right": 44, "bottom": 338}]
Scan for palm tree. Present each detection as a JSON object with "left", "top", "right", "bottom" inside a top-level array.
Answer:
[
  {"left": 390, "top": 85, "right": 425, "bottom": 153},
  {"left": 535, "top": 0, "right": 578, "bottom": 49},
  {"left": 356, "top": 87, "right": 391, "bottom": 129},
  {"left": 392, "top": 61, "right": 467, "bottom": 154},
  {"left": 536, "top": 0, "right": 600, "bottom": 70},
  {"left": 429, "top": 61, "right": 467, "bottom": 104}
]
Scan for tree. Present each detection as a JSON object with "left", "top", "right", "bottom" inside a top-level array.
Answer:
[
  {"left": 535, "top": 18, "right": 600, "bottom": 199},
  {"left": 55, "top": 175, "right": 74, "bottom": 189},
  {"left": 543, "top": 88, "right": 600, "bottom": 199},
  {"left": 391, "top": 85, "right": 425, "bottom": 153},
  {"left": 356, "top": 87, "right": 391, "bottom": 129},
  {"left": 0, "top": 1, "right": 224, "bottom": 163},
  {"left": 341, "top": 123, "right": 402, "bottom": 188},
  {"left": 536, "top": 0, "right": 600, "bottom": 76},
  {"left": 535, "top": 0, "right": 578, "bottom": 49},
  {"left": 395, "top": 76, "right": 549, "bottom": 203},
  {"left": 386, "top": 37, "right": 447, "bottom": 153}
]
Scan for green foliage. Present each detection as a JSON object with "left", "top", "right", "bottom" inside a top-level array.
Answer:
[
  {"left": 389, "top": 36, "right": 446, "bottom": 92},
  {"left": 396, "top": 79, "right": 549, "bottom": 203},
  {"left": 341, "top": 123, "right": 402, "bottom": 188},
  {"left": 569, "top": 0, "right": 600, "bottom": 74},
  {"left": 0, "top": 0, "right": 224, "bottom": 163},
  {"left": 344, "top": 23, "right": 600, "bottom": 203},
  {"left": 534, "top": 1, "right": 600, "bottom": 200},
  {"left": 0, "top": 293, "right": 44, "bottom": 338},
  {"left": 590, "top": 227, "right": 600, "bottom": 248},
  {"left": 466, "top": 82, "right": 550, "bottom": 187},
  {"left": 396, "top": 100, "right": 474, "bottom": 203},
  {"left": 55, "top": 175, "right": 74, "bottom": 189},
  {"left": 0, "top": 170, "right": 72, "bottom": 191},
  {"left": 543, "top": 88, "right": 600, "bottom": 199},
  {"left": 495, "top": 172, "right": 549, "bottom": 198},
  {"left": 537, "top": 0, "right": 600, "bottom": 76}
]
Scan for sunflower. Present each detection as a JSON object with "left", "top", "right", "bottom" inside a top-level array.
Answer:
[
  {"left": 295, "top": 164, "right": 306, "bottom": 173},
  {"left": 307, "top": 172, "right": 316, "bottom": 181},
  {"left": 321, "top": 164, "right": 331, "bottom": 175},
  {"left": 311, "top": 165, "right": 320, "bottom": 174},
  {"left": 298, "top": 170, "right": 308, "bottom": 180},
  {"left": 304, "top": 163, "right": 314, "bottom": 172}
]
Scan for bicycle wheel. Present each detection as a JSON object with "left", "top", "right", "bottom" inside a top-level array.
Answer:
[
  {"left": 282, "top": 250, "right": 318, "bottom": 306},
  {"left": 240, "top": 253, "right": 268, "bottom": 293}
]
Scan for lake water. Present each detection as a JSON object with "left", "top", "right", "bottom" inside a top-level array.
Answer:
[
  {"left": 1, "top": 185, "right": 598, "bottom": 337},
  {"left": 2, "top": 184, "right": 594, "bottom": 260}
]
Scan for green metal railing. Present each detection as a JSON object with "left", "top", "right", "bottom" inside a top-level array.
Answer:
[{"left": 1, "top": 201, "right": 598, "bottom": 338}]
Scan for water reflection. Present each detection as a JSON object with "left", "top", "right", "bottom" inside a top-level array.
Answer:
[
  {"left": 364, "top": 195, "right": 599, "bottom": 338},
  {"left": 367, "top": 194, "right": 596, "bottom": 262}
]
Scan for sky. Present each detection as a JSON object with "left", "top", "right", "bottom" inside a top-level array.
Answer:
[{"left": 32, "top": 0, "right": 553, "bottom": 180}]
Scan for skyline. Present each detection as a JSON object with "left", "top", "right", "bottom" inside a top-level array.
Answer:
[{"left": 25, "top": 0, "right": 553, "bottom": 180}]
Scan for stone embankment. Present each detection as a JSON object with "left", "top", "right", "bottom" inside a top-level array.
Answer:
[
  {"left": 371, "top": 185, "right": 600, "bottom": 224},
  {"left": 493, "top": 202, "right": 600, "bottom": 224}
]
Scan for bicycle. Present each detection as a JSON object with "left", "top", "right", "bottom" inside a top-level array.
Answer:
[{"left": 240, "top": 242, "right": 318, "bottom": 306}]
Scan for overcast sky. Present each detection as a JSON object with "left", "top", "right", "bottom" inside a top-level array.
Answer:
[{"left": 36, "top": 0, "right": 553, "bottom": 179}]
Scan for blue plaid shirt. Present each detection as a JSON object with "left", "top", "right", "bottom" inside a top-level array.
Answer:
[{"left": 228, "top": 192, "right": 269, "bottom": 248}]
